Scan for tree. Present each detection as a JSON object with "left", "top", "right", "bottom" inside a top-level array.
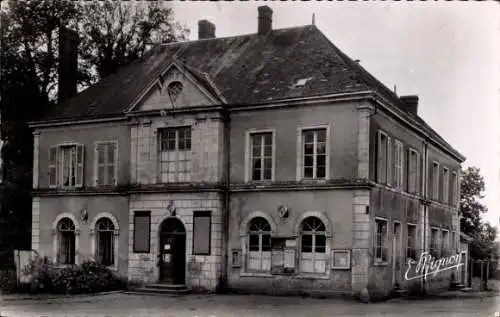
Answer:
[
  {"left": 0, "top": 0, "right": 189, "bottom": 253},
  {"left": 459, "top": 167, "right": 498, "bottom": 260}
]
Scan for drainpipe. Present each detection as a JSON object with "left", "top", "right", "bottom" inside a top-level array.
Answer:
[
  {"left": 220, "top": 105, "right": 231, "bottom": 292},
  {"left": 421, "top": 139, "right": 428, "bottom": 294}
]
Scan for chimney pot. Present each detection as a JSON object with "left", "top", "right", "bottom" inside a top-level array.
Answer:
[
  {"left": 58, "top": 27, "right": 79, "bottom": 104},
  {"left": 258, "top": 6, "right": 273, "bottom": 35},
  {"left": 400, "top": 95, "right": 419, "bottom": 115},
  {"left": 198, "top": 20, "right": 216, "bottom": 39}
]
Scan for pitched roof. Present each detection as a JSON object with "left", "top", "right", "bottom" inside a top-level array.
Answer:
[{"left": 39, "top": 24, "right": 463, "bottom": 161}]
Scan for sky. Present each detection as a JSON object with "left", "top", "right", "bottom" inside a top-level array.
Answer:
[{"left": 171, "top": 2, "right": 500, "bottom": 229}]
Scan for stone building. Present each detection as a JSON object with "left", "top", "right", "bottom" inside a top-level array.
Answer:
[{"left": 29, "top": 6, "right": 465, "bottom": 300}]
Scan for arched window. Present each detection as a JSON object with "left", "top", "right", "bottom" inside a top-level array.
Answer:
[
  {"left": 96, "top": 218, "right": 115, "bottom": 266},
  {"left": 57, "top": 218, "right": 76, "bottom": 265},
  {"left": 167, "top": 81, "right": 183, "bottom": 101},
  {"left": 300, "top": 216, "right": 326, "bottom": 273},
  {"left": 247, "top": 217, "right": 271, "bottom": 272}
]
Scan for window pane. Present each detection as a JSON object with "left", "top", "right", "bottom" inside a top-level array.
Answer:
[
  {"left": 304, "top": 155, "right": 313, "bottom": 167},
  {"left": 264, "top": 134, "right": 272, "bottom": 146},
  {"left": 252, "top": 169, "right": 261, "bottom": 181},
  {"left": 252, "top": 135, "right": 261, "bottom": 146},
  {"left": 133, "top": 212, "right": 151, "bottom": 253},
  {"left": 97, "top": 145, "right": 105, "bottom": 164},
  {"left": 193, "top": 212, "right": 211, "bottom": 255},
  {"left": 316, "top": 143, "right": 326, "bottom": 155},
  {"left": 301, "top": 234, "right": 313, "bottom": 252},
  {"left": 317, "top": 129, "right": 326, "bottom": 142},
  {"left": 263, "top": 168, "right": 272, "bottom": 180},
  {"left": 249, "top": 234, "right": 259, "bottom": 251},
  {"left": 316, "top": 166, "right": 326, "bottom": 178},
  {"left": 107, "top": 165, "right": 115, "bottom": 184},
  {"left": 107, "top": 143, "right": 115, "bottom": 164},
  {"left": 304, "top": 167, "right": 313, "bottom": 179},
  {"left": 262, "top": 234, "right": 271, "bottom": 252},
  {"left": 317, "top": 155, "right": 326, "bottom": 167},
  {"left": 304, "top": 131, "right": 314, "bottom": 143},
  {"left": 304, "top": 143, "right": 314, "bottom": 155},
  {"left": 264, "top": 145, "right": 272, "bottom": 157},
  {"left": 98, "top": 166, "right": 106, "bottom": 185},
  {"left": 315, "top": 235, "right": 326, "bottom": 253}
]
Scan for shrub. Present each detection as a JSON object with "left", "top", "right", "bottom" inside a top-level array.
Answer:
[
  {"left": 22, "top": 255, "right": 57, "bottom": 293},
  {"left": 0, "top": 268, "right": 17, "bottom": 293}
]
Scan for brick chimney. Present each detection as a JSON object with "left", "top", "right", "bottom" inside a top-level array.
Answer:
[
  {"left": 400, "top": 95, "right": 419, "bottom": 115},
  {"left": 198, "top": 20, "right": 216, "bottom": 39},
  {"left": 58, "top": 27, "right": 79, "bottom": 104},
  {"left": 258, "top": 6, "right": 273, "bottom": 35}
]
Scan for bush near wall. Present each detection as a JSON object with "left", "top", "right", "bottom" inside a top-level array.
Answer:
[
  {"left": 22, "top": 257, "right": 126, "bottom": 294},
  {"left": 0, "top": 268, "right": 17, "bottom": 293}
]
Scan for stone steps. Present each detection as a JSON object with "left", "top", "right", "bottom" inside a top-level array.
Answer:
[{"left": 125, "top": 284, "right": 191, "bottom": 296}]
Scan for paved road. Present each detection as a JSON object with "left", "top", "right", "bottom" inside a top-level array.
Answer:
[{"left": 1, "top": 292, "right": 500, "bottom": 317}]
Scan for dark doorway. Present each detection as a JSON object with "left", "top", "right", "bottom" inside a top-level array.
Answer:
[{"left": 159, "top": 218, "right": 186, "bottom": 284}]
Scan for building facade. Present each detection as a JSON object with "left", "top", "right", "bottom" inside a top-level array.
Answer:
[{"left": 29, "top": 6, "right": 465, "bottom": 300}]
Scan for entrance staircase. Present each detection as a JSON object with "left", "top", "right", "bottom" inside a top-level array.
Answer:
[{"left": 126, "top": 283, "right": 191, "bottom": 296}]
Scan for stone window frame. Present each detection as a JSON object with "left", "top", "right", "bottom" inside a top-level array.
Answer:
[
  {"left": 52, "top": 213, "right": 80, "bottom": 266},
  {"left": 157, "top": 125, "right": 193, "bottom": 183},
  {"left": 48, "top": 142, "right": 85, "bottom": 189},
  {"left": 374, "top": 217, "right": 389, "bottom": 265},
  {"left": 392, "top": 139, "right": 404, "bottom": 190},
  {"left": 431, "top": 161, "right": 440, "bottom": 201},
  {"left": 406, "top": 223, "right": 417, "bottom": 261},
  {"left": 93, "top": 140, "right": 119, "bottom": 187},
  {"left": 442, "top": 167, "right": 450, "bottom": 204},
  {"left": 244, "top": 128, "right": 276, "bottom": 183},
  {"left": 89, "top": 212, "right": 120, "bottom": 271},
  {"left": 294, "top": 211, "right": 332, "bottom": 277},
  {"left": 239, "top": 211, "right": 277, "bottom": 277},
  {"left": 296, "top": 125, "right": 331, "bottom": 181},
  {"left": 376, "top": 130, "right": 391, "bottom": 185},
  {"left": 407, "top": 148, "right": 420, "bottom": 195}
]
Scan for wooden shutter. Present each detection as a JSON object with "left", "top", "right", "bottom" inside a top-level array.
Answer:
[
  {"left": 48, "top": 147, "right": 58, "bottom": 187},
  {"left": 192, "top": 211, "right": 211, "bottom": 255},
  {"left": 133, "top": 211, "right": 151, "bottom": 253},
  {"left": 76, "top": 144, "right": 84, "bottom": 187}
]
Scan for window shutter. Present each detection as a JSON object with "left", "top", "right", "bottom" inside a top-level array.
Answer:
[
  {"left": 48, "top": 147, "right": 57, "bottom": 187},
  {"left": 113, "top": 143, "right": 118, "bottom": 186},
  {"left": 416, "top": 152, "right": 421, "bottom": 194},
  {"left": 377, "top": 132, "right": 382, "bottom": 183},
  {"left": 93, "top": 143, "right": 99, "bottom": 186},
  {"left": 76, "top": 144, "right": 84, "bottom": 187},
  {"left": 387, "top": 137, "right": 392, "bottom": 185}
]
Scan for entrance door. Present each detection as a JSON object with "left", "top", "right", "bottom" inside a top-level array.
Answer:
[
  {"left": 159, "top": 218, "right": 186, "bottom": 284},
  {"left": 392, "top": 222, "right": 402, "bottom": 287}
]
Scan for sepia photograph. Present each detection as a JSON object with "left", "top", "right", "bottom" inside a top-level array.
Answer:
[{"left": 0, "top": 0, "right": 499, "bottom": 316}]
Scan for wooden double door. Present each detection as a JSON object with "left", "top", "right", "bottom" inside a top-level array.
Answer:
[{"left": 159, "top": 218, "right": 186, "bottom": 285}]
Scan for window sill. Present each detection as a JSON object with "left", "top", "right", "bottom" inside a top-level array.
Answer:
[
  {"left": 374, "top": 261, "right": 388, "bottom": 267},
  {"left": 240, "top": 272, "right": 273, "bottom": 278},
  {"left": 331, "top": 266, "right": 350, "bottom": 270},
  {"left": 240, "top": 272, "right": 330, "bottom": 280}
]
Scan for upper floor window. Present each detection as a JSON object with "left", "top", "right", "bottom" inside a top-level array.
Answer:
[
  {"left": 250, "top": 132, "right": 273, "bottom": 181},
  {"left": 407, "top": 149, "right": 420, "bottom": 194},
  {"left": 49, "top": 144, "right": 84, "bottom": 188},
  {"left": 392, "top": 140, "right": 404, "bottom": 189},
  {"left": 94, "top": 141, "right": 118, "bottom": 186},
  {"left": 450, "top": 172, "right": 458, "bottom": 206},
  {"left": 442, "top": 167, "right": 449, "bottom": 203},
  {"left": 431, "top": 162, "right": 440, "bottom": 200},
  {"left": 430, "top": 228, "right": 440, "bottom": 258},
  {"left": 158, "top": 127, "right": 192, "bottom": 183},
  {"left": 302, "top": 128, "right": 327, "bottom": 180},
  {"left": 377, "top": 131, "right": 390, "bottom": 185}
]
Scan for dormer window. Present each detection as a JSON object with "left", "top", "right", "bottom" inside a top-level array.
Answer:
[{"left": 167, "top": 81, "right": 183, "bottom": 101}]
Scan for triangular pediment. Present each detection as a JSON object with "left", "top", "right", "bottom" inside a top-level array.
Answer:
[{"left": 130, "top": 62, "right": 224, "bottom": 112}]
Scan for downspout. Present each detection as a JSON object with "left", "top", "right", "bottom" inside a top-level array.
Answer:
[
  {"left": 421, "top": 139, "right": 428, "bottom": 294},
  {"left": 219, "top": 105, "right": 231, "bottom": 292}
]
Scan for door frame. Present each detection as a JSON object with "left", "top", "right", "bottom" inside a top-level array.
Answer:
[{"left": 158, "top": 217, "right": 186, "bottom": 284}]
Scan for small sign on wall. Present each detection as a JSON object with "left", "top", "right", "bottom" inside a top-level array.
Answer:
[
  {"left": 231, "top": 249, "right": 241, "bottom": 268},
  {"left": 331, "top": 249, "right": 351, "bottom": 270}
]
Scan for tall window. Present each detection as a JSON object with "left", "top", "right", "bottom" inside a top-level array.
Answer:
[
  {"left": 49, "top": 144, "right": 84, "bottom": 188},
  {"left": 133, "top": 211, "right": 151, "bottom": 253},
  {"left": 250, "top": 132, "right": 273, "bottom": 181},
  {"left": 406, "top": 224, "right": 417, "bottom": 260},
  {"left": 95, "top": 142, "right": 117, "bottom": 186},
  {"left": 247, "top": 217, "right": 271, "bottom": 272},
  {"left": 96, "top": 218, "right": 115, "bottom": 266},
  {"left": 57, "top": 218, "right": 76, "bottom": 265},
  {"left": 407, "top": 149, "right": 420, "bottom": 194},
  {"left": 392, "top": 140, "right": 404, "bottom": 189},
  {"left": 377, "top": 131, "right": 390, "bottom": 184},
  {"left": 375, "top": 219, "right": 388, "bottom": 263},
  {"left": 431, "top": 162, "right": 440, "bottom": 200},
  {"left": 159, "top": 127, "right": 192, "bottom": 182},
  {"left": 442, "top": 167, "right": 449, "bottom": 204},
  {"left": 450, "top": 172, "right": 458, "bottom": 206},
  {"left": 441, "top": 230, "right": 449, "bottom": 256},
  {"left": 430, "top": 228, "right": 440, "bottom": 257},
  {"left": 300, "top": 217, "right": 326, "bottom": 273},
  {"left": 451, "top": 231, "right": 456, "bottom": 252},
  {"left": 302, "top": 129, "right": 327, "bottom": 180}
]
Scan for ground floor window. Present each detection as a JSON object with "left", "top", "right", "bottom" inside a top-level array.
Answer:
[
  {"left": 247, "top": 217, "right": 271, "bottom": 272},
  {"left": 57, "top": 218, "right": 76, "bottom": 265},
  {"left": 375, "top": 219, "right": 388, "bottom": 263},
  {"left": 96, "top": 218, "right": 115, "bottom": 266},
  {"left": 300, "top": 216, "right": 326, "bottom": 273}
]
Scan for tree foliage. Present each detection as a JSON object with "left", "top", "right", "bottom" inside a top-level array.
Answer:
[
  {"left": 459, "top": 166, "right": 498, "bottom": 260},
  {"left": 0, "top": 0, "right": 189, "bottom": 251}
]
